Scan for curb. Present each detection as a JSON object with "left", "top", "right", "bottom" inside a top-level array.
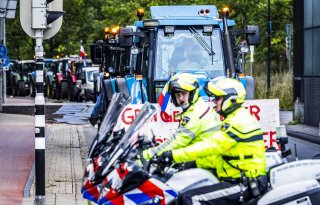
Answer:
[
  {"left": 287, "top": 129, "right": 320, "bottom": 145},
  {"left": 23, "top": 162, "right": 35, "bottom": 197},
  {"left": 2, "top": 104, "right": 62, "bottom": 115},
  {"left": 23, "top": 128, "right": 50, "bottom": 198}
]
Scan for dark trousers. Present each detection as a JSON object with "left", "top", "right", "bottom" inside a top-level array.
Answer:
[{"left": 177, "top": 182, "right": 248, "bottom": 205}]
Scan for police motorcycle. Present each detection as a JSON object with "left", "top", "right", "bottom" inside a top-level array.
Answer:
[
  {"left": 82, "top": 93, "right": 130, "bottom": 201},
  {"left": 92, "top": 102, "right": 221, "bottom": 205},
  {"left": 82, "top": 95, "right": 320, "bottom": 204},
  {"left": 258, "top": 127, "right": 320, "bottom": 204},
  {"left": 87, "top": 93, "right": 130, "bottom": 159},
  {"left": 94, "top": 106, "right": 320, "bottom": 205}
]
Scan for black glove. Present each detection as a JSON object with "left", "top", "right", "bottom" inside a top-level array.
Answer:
[
  {"left": 174, "top": 161, "right": 197, "bottom": 170},
  {"left": 182, "top": 161, "right": 197, "bottom": 169},
  {"left": 158, "top": 151, "right": 173, "bottom": 164}
]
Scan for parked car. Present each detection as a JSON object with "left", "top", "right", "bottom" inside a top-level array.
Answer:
[{"left": 75, "top": 66, "right": 99, "bottom": 102}]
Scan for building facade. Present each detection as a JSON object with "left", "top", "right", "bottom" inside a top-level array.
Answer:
[{"left": 293, "top": 0, "right": 320, "bottom": 126}]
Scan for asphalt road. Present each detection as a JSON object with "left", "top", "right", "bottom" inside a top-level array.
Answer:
[{"left": 287, "top": 136, "right": 320, "bottom": 161}]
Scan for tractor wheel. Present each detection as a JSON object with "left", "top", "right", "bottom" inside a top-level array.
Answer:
[
  {"left": 60, "top": 80, "right": 69, "bottom": 99},
  {"left": 47, "top": 83, "right": 54, "bottom": 99},
  {"left": 69, "top": 84, "right": 79, "bottom": 102},
  {"left": 30, "top": 81, "right": 36, "bottom": 97},
  {"left": 69, "top": 85, "right": 74, "bottom": 102},
  {"left": 52, "top": 81, "right": 58, "bottom": 99},
  {"left": 85, "top": 90, "right": 88, "bottom": 102},
  {"left": 43, "top": 84, "right": 47, "bottom": 98},
  {"left": 12, "top": 86, "right": 16, "bottom": 96},
  {"left": 17, "top": 81, "right": 26, "bottom": 97},
  {"left": 73, "top": 87, "right": 82, "bottom": 102}
]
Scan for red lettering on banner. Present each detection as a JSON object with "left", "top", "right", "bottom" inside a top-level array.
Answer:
[
  {"left": 121, "top": 107, "right": 134, "bottom": 125},
  {"left": 263, "top": 131, "right": 278, "bottom": 149},
  {"left": 122, "top": 108, "right": 181, "bottom": 125},
  {"left": 173, "top": 111, "right": 181, "bottom": 122},
  {"left": 269, "top": 131, "right": 278, "bottom": 149},
  {"left": 153, "top": 114, "right": 157, "bottom": 122},
  {"left": 134, "top": 109, "right": 140, "bottom": 117},
  {"left": 250, "top": 105, "right": 261, "bottom": 121},
  {"left": 156, "top": 137, "right": 168, "bottom": 144},
  {"left": 161, "top": 111, "right": 172, "bottom": 122}
]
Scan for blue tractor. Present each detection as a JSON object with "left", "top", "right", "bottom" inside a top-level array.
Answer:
[
  {"left": 117, "top": 5, "right": 259, "bottom": 103},
  {"left": 90, "top": 5, "right": 260, "bottom": 125}
]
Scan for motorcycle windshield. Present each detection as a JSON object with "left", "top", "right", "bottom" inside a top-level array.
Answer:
[
  {"left": 97, "top": 93, "right": 130, "bottom": 144},
  {"left": 101, "top": 102, "right": 156, "bottom": 176}
]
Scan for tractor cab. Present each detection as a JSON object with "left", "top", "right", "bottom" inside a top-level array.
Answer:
[{"left": 122, "top": 5, "right": 260, "bottom": 102}]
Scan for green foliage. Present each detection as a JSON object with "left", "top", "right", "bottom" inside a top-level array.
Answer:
[
  {"left": 4, "top": 0, "right": 294, "bottom": 109},
  {"left": 254, "top": 70, "right": 293, "bottom": 109},
  {"left": 5, "top": 0, "right": 292, "bottom": 74}
]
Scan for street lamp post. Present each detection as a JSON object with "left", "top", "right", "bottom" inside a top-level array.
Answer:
[
  {"left": 267, "top": 0, "right": 271, "bottom": 97},
  {"left": 0, "top": 0, "right": 17, "bottom": 111}
]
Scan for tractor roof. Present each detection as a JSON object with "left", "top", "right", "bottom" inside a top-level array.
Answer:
[{"left": 135, "top": 5, "right": 235, "bottom": 28}]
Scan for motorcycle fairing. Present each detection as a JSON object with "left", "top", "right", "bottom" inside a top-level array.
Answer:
[
  {"left": 99, "top": 178, "right": 178, "bottom": 205},
  {"left": 166, "top": 168, "right": 220, "bottom": 193},
  {"left": 258, "top": 179, "right": 320, "bottom": 205},
  {"left": 269, "top": 159, "right": 320, "bottom": 189},
  {"left": 82, "top": 155, "right": 103, "bottom": 194},
  {"left": 82, "top": 184, "right": 102, "bottom": 203},
  {"left": 84, "top": 162, "right": 128, "bottom": 204},
  {"left": 98, "top": 162, "right": 146, "bottom": 204}
]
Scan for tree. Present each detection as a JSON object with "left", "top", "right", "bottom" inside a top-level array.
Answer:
[{"left": 5, "top": 0, "right": 293, "bottom": 74}]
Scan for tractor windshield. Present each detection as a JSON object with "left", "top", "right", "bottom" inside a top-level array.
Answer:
[{"left": 155, "top": 27, "right": 225, "bottom": 80}]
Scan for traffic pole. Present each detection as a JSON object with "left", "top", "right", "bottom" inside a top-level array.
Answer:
[
  {"left": 267, "top": 0, "right": 271, "bottom": 97},
  {"left": 0, "top": 17, "right": 4, "bottom": 111},
  {"left": 34, "top": 29, "right": 46, "bottom": 205},
  {"left": 19, "top": 0, "right": 64, "bottom": 203}
]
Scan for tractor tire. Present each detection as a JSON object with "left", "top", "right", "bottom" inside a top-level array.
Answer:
[
  {"left": 74, "top": 87, "right": 82, "bottom": 102},
  {"left": 12, "top": 86, "right": 17, "bottom": 96},
  {"left": 17, "top": 81, "right": 26, "bottom": 97},
  {"left": 60, "top": 80, "right": 69, "bottom": 99},
  {"left": 52, "top": 81, "right": 58, "bottom": 99},
  {"left": 69, "top": 85, "right": 74, "bottom": 102},
  {"left": 44, "top": 84, "right": 47, "bottom": 98},
  {"left": 46, "top": 84, "right": 51, "bottom": 99},
  {"left": 30, "top": 81, "right": 36, "bottom": 97},
  {"left": 69, "top": 84, "right": 80, "bottom": 102},
  {"left": 85, "top": 90, "right": 89, "bottom": 102}
]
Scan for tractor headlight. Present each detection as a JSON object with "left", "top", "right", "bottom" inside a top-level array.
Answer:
[{"left": 143, "top": 19, "right": 160, "bottom": 29}]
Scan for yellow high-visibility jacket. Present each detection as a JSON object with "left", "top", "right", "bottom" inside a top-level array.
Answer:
[
  {"left": 173, "top": 107, "right": 266, "bottom": 179},
  {"left": 144, "top": 97, "right": 220, "bottom": 159}
]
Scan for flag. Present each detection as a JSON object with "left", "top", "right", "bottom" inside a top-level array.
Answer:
[
  {"left": 158, "top": 82, "right": 171, "bottom": 112},
  {"left": 80, "top": 44, "right": 87, "bottom": 66}
]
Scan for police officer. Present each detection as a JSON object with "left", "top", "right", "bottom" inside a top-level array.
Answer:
[
  {"left": 143, "top": 73, "right": 220, "bottom": 161},
  {"left": 159, "top": 77, "right": 267, "bottom": 205}
]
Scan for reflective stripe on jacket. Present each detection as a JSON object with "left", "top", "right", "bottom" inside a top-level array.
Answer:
[
  {"left": 173, "top": 107, "right": 266, "bottom": 179},
  {"left": 151, "top": 97, "right": 220, "bottom": 156}
]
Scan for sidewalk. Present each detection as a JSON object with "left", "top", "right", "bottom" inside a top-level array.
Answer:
[
  {"left": 280, "top": 110, "right": 320, "bottom": 145},
  {"left": 21, "top": 124, "right": 90, "bottom": 205},
  {"left": 287, "top": 124, "right": 320, "bottom": 145}
]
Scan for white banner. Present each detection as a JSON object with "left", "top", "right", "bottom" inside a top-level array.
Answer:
[{"left": 116, "top": 99, "right": 280, "bottom": 149}]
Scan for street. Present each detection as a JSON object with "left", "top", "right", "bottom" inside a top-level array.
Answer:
[{"left": 287, "top": 136, "right": 320, "bottom": 161}]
